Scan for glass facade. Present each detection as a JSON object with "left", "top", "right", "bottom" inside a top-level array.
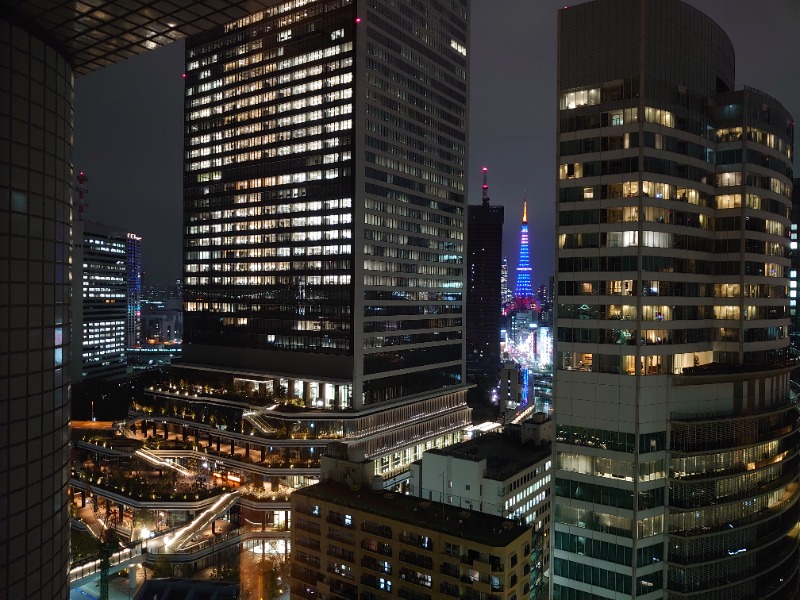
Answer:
[
  {"left": 183, "top": 0, "right": 469, "bottom": 409},
  {"left": 184, "top": 3, "right": 357, "bottom": 354},
  {"left": 77, "top": 222, "right": 128, "bottom": 380},
  {"left": 554, "top": 1, "right": 797, "bottom": 599},
  {"left": 127, "top": 233, "right": 142, "bottom": 349}
]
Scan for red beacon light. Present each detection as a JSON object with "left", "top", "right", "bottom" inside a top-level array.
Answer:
[
  {"left": 182, "top": 73, "right": 187, "bottom": 78},
  {"left": 355, "top": 17, "right": 361, "bottom": 23}
]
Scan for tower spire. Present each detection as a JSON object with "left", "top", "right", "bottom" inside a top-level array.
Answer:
[
  {"left": 522, "top": 190, "right": 527, "bottom": 223},
  {"left": 514, "top": 192, "right": 533, "bottom": 299},
  {"left": 481, "top": 166, "right": 489, "bottom": 205}
]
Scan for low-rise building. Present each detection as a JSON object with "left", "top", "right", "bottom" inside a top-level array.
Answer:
[
  {"left": 290, "top": 477, "right": 533, "bottom": 600},
  {"left": 407, "top": 416, "right": 553, "bottom": 599}
]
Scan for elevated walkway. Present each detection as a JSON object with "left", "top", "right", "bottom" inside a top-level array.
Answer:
[
  {"left": 134, "top": 447, "right": 193, "bottom": 477},
  {"left": 242, "top": 410, "right": 279, "bottom": 436},
  {"left": 163, "top": 491, "right": 240, "bottom": 551},
  {"left": 69, "top": 540, "right": 147, "bottom": 587}
]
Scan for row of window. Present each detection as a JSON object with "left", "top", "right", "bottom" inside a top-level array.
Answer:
[
  {"left": 554, "top": 532, "right": 662, "bottom": 568},
  {"left": 558, "top": 256, "right": 787, "bottom": 277},
  {"left": 558, "top": 280, "right": 786, "bottom": 299},
  {"left": 185, "top": 274, "right": 351, "bottom": 286},
  {"left": 568, "top": 233, "right": 780, "bottom": 256},
  {"left": 560, "top": 181, "right": 708, "bottom": 205},
  {"left": 559, "top": 325, "right": 787, "bottom": 345},
  {"left": 553, "top": 558, "right": 662, "bottom": 596},
  {"left": 558, "top": 303, "right": 787, "bottom": 322},
  {"left": 366, "top": 52, "right": 466, "bottom": 114}
]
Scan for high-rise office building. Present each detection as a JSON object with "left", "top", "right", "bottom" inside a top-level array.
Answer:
[
  {"left": 181, "top": 0, "right": 471, "bottom": 481},
  {"left": 127, "top": 233, "right": 143, "bottom": 349},
  {"left": 554, "top": 1, "right": 797, "bottom": 599},
  {"left": 72, "top": 220, "right": 128, "bottom": 381},
  {"left": 467, "top": 168, "right": 504, "bottom": 378},
  {"left": 790, "top": 180, "right": 800, "bottom": 345}
]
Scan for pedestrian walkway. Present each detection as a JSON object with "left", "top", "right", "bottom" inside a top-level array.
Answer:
[{"left": 69, "top": 565, "right": 150, "bottom": 600}]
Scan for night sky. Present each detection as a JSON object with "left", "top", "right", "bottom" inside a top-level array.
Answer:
[{"left": 74, "top": 0, "right": 800, "bottom": 287}]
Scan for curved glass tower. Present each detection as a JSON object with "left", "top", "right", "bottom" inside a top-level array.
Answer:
[
  {"left": 0, "top": 2, "right": 307, "bottom": 597},
  {"left": 554, "top": 1, "right": 797, "bottom": 599}
]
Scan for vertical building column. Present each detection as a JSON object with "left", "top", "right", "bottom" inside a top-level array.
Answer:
[
  {"left": 303, "top": 381, "right": 312, "bottom": 407},
  {"left": 318, "top": 382, "right": 327, "bottom": 407},
  {"left": 0, "top": 17, "right": 73, "bottom": 600}
]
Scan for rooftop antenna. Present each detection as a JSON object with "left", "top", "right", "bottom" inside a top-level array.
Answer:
[
  {"left": 522, "top": 190, "right": 528, "bottom": 223},
  {"left": 76, "top": 171, "right": 89, "bottom": 220},
  {"left": 482, "top": 166, "right": 490, "bottom": 206}
]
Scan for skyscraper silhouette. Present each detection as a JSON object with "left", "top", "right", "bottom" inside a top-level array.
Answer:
[{"left": 467, "top": 168, "right": 504, "bottom": 379}]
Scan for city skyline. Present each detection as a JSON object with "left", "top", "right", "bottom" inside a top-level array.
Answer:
[{"left": 74, "top": 0, "right": 800, "bottom": 286}]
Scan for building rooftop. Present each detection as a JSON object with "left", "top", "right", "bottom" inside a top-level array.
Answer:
[
  {"left": 295, "top": 480, "right": 530, "bottom": 549},
  {"left": 424, "top": 432, "right": 551, "bottom": 481},
  {"left": 133, "top": 579, "right": 238, "bottom": 600}
]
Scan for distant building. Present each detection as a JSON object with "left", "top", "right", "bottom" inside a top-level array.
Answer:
[
  {"left": 141, "top": 298, "right": 183, "bottom": 346},
  {"left": 127, "top": 297, "right": 183, "bottom": 370},
  {"left": 142, "top": 281, "right": 183, "bottom": 301},
  {"left": 509, "top": 309, "right": 535, "bottom": 345},
  {"left": 499, "top": 360, "right": 525, "bottom": 413},
  {"left": 791, "top": 179, "right": 800, "bottom": 345},
  {"left": 467, "top": 168, "right": 505, "bottom": 379},
  {"left": 126, "top": 233, "right": 142, "bottom": 349},
  {"left": 501, "top": 257, "right": 512, "bottom": 306},
  {"left": 72, "top": 220, "right": 128, "bottom": 381},
  {"left": 291, "top": 450, "right": 533, "bottom": 600},
  {"left": 408, "top": 419, "right": 553, "bottom": 599}
]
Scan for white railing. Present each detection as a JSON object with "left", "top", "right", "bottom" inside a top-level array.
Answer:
[{"left": 69, "top": 540, "right": 146, "bottom": 583}]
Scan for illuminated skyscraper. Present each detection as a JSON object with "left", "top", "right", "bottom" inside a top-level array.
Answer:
[
  {"left": 514, "top": 197, "right": 533, "bottom": 298},
  {"left": 181, "top": 0, "right": 471, "bottom": 479},
  {"left": 501, "top": 257, "right": 512, "bottom": 306},
  {"left": 554, "top": 1, "right": 797, "bottom": 598},
  {"left": 72, "top": 220, "right": 128, "bottom": 381},
  {"left": 126, "top": 233, "right": 142, "bottom": 349}
]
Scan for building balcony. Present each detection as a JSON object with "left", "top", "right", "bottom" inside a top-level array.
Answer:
[{"left": 440, "top": 562, "right": 460, "bottom": 579}]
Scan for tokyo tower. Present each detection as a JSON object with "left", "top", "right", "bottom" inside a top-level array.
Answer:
[{"left": 514, "top": 196, "right": 533, "bottom": 298}]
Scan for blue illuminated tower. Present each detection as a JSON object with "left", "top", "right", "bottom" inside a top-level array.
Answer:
[{"left": 514, "top": 197, "right": 533, "bottom": 298}]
